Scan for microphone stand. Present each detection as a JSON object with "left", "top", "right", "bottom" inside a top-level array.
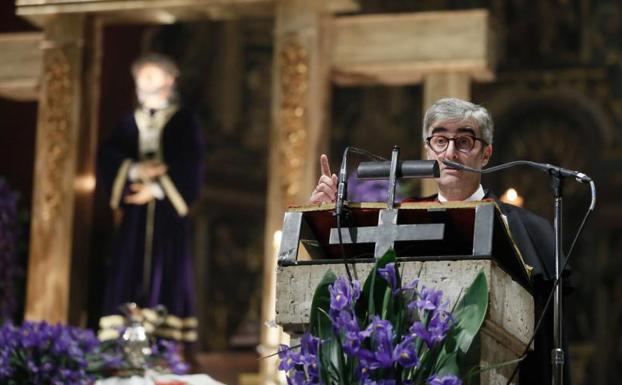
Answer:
[
  {"left": 442, "top": 159, "right": 595, "bottom": 385},
  {"left": 335, "top": 147, "right": 352, "bottom": 281},
  {"left": 550, "top": 171, "right": 565, "bottom": 385}
]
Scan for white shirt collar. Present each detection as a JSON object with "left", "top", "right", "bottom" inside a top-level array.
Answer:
[{"left": 438, "top": 185, "right": 485, "bottom": 202}]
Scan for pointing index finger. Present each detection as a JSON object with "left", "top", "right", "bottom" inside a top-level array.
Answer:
[{"left": 320, "top": 154, "right": 332, "bottom": 177}]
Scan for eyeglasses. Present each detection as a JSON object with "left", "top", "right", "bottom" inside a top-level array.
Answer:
[{"left": 425, "top": 135, "right": 488, "bottom": 154}]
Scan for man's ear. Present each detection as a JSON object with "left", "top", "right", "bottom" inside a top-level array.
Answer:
[{"left": 481, "top": 145, "right": 492, "bottom": 167}]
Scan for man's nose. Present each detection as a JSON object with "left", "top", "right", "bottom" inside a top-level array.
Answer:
[{"left": 444, "top": 140, "right": 459, "bottom": 158}]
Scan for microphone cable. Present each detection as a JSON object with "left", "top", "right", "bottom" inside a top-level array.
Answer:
[{"left": 335, "top": 147, "right": 388, "bottom": 283}]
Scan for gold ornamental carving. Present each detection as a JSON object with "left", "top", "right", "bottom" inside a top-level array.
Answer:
[
  {"left": 278, "top": 39, "right": 309, "bottom": 206},
  {"left": 39, "top": 49, "right": 73, "bottom": 223}
]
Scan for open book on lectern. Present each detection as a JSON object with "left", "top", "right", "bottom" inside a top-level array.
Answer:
[{"left": 277, "top": 200, "right": 532, "bottom": 290}]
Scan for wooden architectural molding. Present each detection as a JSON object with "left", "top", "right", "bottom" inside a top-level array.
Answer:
[
  {"left": 330, "top": 10, "right": 495, "bottom": 86},
  {"left": 0, "top": 32, "right": 43, "bottom": 101},
  {"left": 15, "top": 0, "right": 358, "bottom": 26}
]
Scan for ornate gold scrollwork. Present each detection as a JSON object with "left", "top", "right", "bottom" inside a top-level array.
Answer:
[
  {"left": 39, "top": 48, "right": 73, "bottom": 223},
  {"left": 278, "top": 39, "right": 309, "bottom": 206}
]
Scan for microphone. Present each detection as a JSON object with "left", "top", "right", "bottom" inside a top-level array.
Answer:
[
  {"left": 335, "top": 147, "right": 388, "bottom": 218},
  {"left": 357, "top": 160, "right": 440, "bottom": 179},
  {"left": 334, "top": 146, "right": 388, "bottom": 282},
  {"left": 335, "top": 148, "right": 349, "bottom": 218},
  {"left": 442, "top": 159, "right": 592, "bottom": 184}
]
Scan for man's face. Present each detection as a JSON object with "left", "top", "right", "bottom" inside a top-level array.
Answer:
[{"left": 424, "top": 118, "right": 492, "bottom": 194}]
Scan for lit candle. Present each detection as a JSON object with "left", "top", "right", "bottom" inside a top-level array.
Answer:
[{"left": 501, "top": 188, "right": 524, "bottom": 207}]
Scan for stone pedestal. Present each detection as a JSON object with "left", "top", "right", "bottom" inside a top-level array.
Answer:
[{"left": 276, "top": 260, "right": 533, "bottom": 385}]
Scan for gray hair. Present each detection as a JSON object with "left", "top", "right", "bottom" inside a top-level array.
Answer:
[
  {"left": 131, "top": 52, "right": 180, "bottom": 79},
  {"left": 422, "top": 98, "right": 494, "bottom": 145}
]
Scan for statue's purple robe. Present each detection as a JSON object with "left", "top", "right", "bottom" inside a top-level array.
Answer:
[{"left": 97, "top": 108, "right": 203, "bottom": 322}]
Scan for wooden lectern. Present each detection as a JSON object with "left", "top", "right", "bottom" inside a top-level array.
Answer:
[{"left": 275, "top": 201, "right": 534, "bottom": 385}]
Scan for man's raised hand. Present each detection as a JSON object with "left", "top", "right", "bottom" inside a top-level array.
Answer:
[{"left": 309, "top": 154, "right": 338, "bottom": 203}]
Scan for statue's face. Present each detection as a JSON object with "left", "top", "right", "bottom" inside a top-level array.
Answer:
[{"left": 134, "top": 63, "right": 175, "bottom": 109}]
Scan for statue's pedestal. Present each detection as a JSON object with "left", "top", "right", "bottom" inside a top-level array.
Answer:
[{"left": 276, "top": 260, "right": 534, "bottom": 385}]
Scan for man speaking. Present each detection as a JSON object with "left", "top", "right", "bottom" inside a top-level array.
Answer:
[{"left": 309, "top": 97, "right": 570, "bottom": 385}]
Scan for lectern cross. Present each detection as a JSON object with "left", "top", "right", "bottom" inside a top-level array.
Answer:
[{"left": 329, "top": 208, "right": 445, "bottom": 259}]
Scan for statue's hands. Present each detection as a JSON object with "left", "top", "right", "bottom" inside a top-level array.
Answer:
[
  {"left": 124, "top": 183, "right": 155, "bottom": 205},
  {"left": 135, "top": 160, "right": 167, "bottom": 179},
  {"left": 309, "top": 154, "right": 338, "bottom": 203}
]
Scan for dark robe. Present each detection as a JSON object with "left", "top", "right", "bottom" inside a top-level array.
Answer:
[
  {"left": 97, "top": 107, "right": 203, "bottom": 327},
  {"left": 405, "top": 191, "right": 571, "bottom": 385}
]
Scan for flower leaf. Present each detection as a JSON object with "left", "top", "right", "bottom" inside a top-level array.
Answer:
[
  {"left": 433, "top": 270, "right": 489, "bottom": 377},
  {"left": 434, "top": 350, "right": 459, "bottom": 376},
  {"left": 357, "top": 249, "right": 397, "bottom": 321},
  {"left": 310, "top": 270, "right": 338, "bottom": 339},
  {"left": 451, "top": 270, "right": 489, "bottom": 355}
]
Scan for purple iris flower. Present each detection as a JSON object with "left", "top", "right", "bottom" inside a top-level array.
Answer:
[
  {"left": 331, "top": 309, "right": 360, "bottom": 334},
  {"left": 410, "top": 311, "right": 452, "bottom": 349},
  {"left": 170, "top": 360, "right": 191, "bottom": 375},
  {"left": 278, "top": 345, "right": 303, "bottom": 371},
  {"left": 392, "top": 335, "right": 419, "bottom": 368},
  {"left": 300, "top": 334, "right": 321, "bottom": 378},
  {"left": 401, "top": 278, "right": 419, "bottom": 292},
  {"left": 52, "top": 335, "right": 71, "bottom": 355},
  {"left": 343, "top": 331, "right": 363, "bottom": 355},
  {"left": 278, "top": 332, "right": 321, "bottom": 385},
  {"left": 409, "top": 286, "right": 444, "bottom": 312},
  {"left": 410, "top": 321, "right": 432, "bottom": 348},
  {"left": 427, "top": 374, "right": 462, "bottom": 385},
  {"left": 355, "top": 316, "right": 395, "bottom": 369},
  {"left": 360, "top": 316, "right": 392, "bottom": 340},
  {"left": 0, "top": 349, "right": 12, "bottom": 378},
  {"left": 300, "top": 333, "right": 320, "bottom": 357},
  {"left": 0, "top": 321, "right": 100, "bottom": 383},
  {"left": 329, "top": 277, "right": 361, "bottom": 312},
  {"left": 154, "top": 338, "right": 190, "bottom": 375},
  {"left": 427, "top": 311, "right": 452, "bottom": 344},
  {"left": 354, "top": 347, "right": 376, "bottom": 364},
  {"left": 378, "top": 263, "right": 399, "bottom": 295}
]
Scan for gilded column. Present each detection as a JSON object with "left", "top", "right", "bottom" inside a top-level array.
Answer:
[
  {"left": 260, "top": 1, "right": 332, "bottom": 383},
  {"left": 25, "top": 15, "right": 86, "bottom": 324}
]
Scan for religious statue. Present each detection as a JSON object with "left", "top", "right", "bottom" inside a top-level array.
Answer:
[{"left": 97, "top": 53, "right": 203, "bottom": 346}]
